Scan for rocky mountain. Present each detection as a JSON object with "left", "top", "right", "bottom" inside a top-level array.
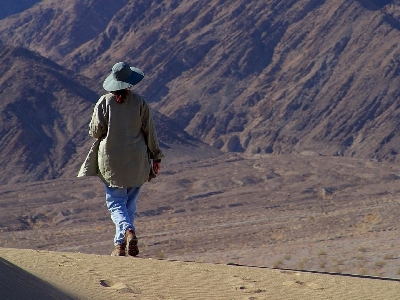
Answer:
[
  {"left": 1, "top": 0, "right": 400, "bottom": 183},
  {"left": 0, "top": 45, "right": 98, "bottom": 183}
]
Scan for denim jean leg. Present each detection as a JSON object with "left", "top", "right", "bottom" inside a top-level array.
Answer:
[
  {"left": 126, "top": 186, "right": 141, "bottom": 232},
  {"left": 105, "top": 186, "right": 132, "bottom": 245}
]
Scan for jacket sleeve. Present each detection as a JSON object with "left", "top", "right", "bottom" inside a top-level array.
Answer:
[
  {"left": 141, "top": 99, "right": 165, "bottom": 161},
  {"left": 89, "top": 97, "right": 108, "bottom": 139}
]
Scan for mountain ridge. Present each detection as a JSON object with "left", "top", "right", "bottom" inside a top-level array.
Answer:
[{"left": 1, "top": 0, "right": 400, "bottom": 184}]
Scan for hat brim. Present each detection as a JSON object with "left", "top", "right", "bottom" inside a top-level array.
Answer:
[{"left": 103, "top": 67, "right": 145, "bottom": 91}]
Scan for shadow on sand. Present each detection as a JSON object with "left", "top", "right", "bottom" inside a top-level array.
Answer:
[{"left": 0, "top": 257, "right": 76, "bottom": 300}]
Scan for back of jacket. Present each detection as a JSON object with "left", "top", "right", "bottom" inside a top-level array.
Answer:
[{"left": 88, "top": 91, "right": 163, "bottom": 187}]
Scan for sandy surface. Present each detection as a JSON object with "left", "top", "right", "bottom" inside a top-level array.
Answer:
[{"left": 0, "top": 248, "right": 399, "bottom": 300}]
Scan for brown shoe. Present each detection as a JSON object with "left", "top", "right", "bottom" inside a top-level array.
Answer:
[
  {"left": 125, "top": 229, "right": 139, "bottom": 257},
  {"left": 111, "top": 243, "right": 126, "bottom": 256}
]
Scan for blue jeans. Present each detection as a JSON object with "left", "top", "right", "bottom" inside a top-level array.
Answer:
[{"left": 105, "top": 185, "right": 141, "bottom": 245}]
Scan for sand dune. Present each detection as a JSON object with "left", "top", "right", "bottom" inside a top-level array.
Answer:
[
  {"left": 0, "top": 248, "right": 399, "bottom": 300},
  {"left": 0, "top": 256, "right": 74, "bottom": 300}
]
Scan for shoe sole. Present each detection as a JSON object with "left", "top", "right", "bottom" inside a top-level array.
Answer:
[{"left": 127, "top": 235, "right": 139, "bottom": 257}]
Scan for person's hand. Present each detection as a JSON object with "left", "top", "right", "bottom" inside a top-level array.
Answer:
[{"left": 153, "top": 161, "right": 161, "bottom": 175}]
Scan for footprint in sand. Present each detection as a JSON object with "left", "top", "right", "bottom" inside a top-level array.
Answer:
[
  {"left": 99, "top": 279, "right": 141, "bottom": 294},
  {"left": 58, "top": 259, "right": 75, "bottom": 267},
  {"left": 235, "top": 276, "right": 267, "bottom": 295}
]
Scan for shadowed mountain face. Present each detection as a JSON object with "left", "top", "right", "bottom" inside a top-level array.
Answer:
[
  {"left": 357, "top": 0, "right": 393, "bottom": 10},
  {"left": 0, "top": 0, "right": 400, "bottom": 175},
  {"left": 0, "top": 0, "right": 41, "bottom": 20},
  {"left": 0, "top": 45, "right": 99, "bottom": 183}
]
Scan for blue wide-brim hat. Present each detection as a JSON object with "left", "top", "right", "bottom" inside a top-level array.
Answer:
[{"left": 103, "top": 62, "right": 145, "bottom": 91}]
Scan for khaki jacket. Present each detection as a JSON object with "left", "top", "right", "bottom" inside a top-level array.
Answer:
[{"left": 78, "top": 92, "right": 164, "bottom": 187}]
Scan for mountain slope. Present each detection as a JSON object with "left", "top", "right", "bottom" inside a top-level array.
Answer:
[
  {"left": 1, "top": 0, "right": 400, "bottom": 160},
  {"left": 0, "top": 45, "right": 99, "bottom": 183},
  {"left": 0, "top": 0, "right": 128, "bottom": 61}
]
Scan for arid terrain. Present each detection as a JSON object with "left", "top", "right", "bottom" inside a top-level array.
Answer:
[
  {"left": 1, "top": 147, "right": 399, "bottom": 279},
  {"left": 0, "top": 0, "right": 400, "bottom": 286}
]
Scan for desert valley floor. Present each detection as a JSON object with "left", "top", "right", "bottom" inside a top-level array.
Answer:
[{"left": 1, "top": 148, "right": 399, "bottom": 279}]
